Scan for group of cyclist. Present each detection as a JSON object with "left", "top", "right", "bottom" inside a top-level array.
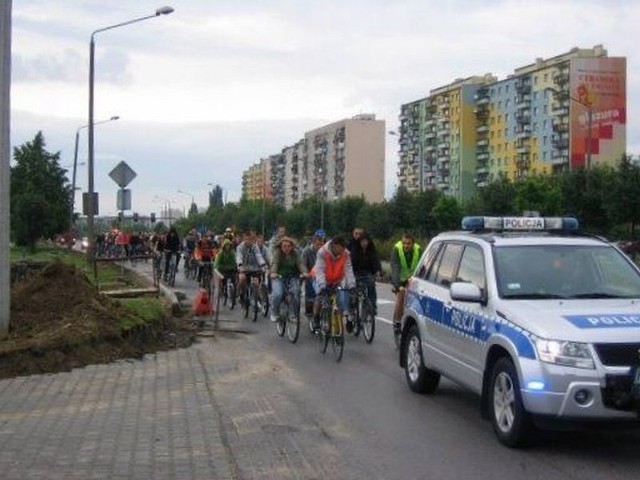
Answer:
[{"left": 149, "top": 222, "right": 423, "bottom": 339}]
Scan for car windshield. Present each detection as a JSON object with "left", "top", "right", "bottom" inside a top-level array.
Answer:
[{"left": 494, "top": 244, "right": 640, "bottom": 300}]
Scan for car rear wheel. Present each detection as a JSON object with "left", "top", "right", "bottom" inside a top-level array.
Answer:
[
  {"left": 404, "top": 324, "right": 440, "bottom": 394},
  {"left": 489, "top": 357, "right": 533, "bottom": 448}
]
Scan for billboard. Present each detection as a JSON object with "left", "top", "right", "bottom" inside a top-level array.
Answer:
[{"left": 570, "top": 57, "right": 626, "bottom": 169}]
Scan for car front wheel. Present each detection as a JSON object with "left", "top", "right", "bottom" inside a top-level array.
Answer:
[
  {"left": 404, "top": 324, "right": 440, "bottom": 394},
  {"left": 489, "top": 357, "right": 533, "bottom": 448}
]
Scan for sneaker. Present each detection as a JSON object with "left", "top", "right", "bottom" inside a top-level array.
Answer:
[
  {"left": 346, "top": 317, "right": 354, "bottom": 334},
  {"left": 270, "top": 313, "right": 279, "bottom": 323}
]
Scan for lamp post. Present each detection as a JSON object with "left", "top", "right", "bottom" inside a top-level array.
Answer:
[
  {"left": 547, "top": 87, "right": 593, "bottom": 170},
  {"left": 177, "top": 189, "right": 195, "bottom": 217},
  {"left": 71, "top": 116, "right": 118, "bottom": 226},
  {"left": 87, "top": 6, "right": 174, "bottom": 271}
]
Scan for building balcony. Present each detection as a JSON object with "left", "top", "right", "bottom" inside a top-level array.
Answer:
[
  {"left": 477, "top": 138, "right": 489, "bottom": 147},
  {"left": 516, "top": 94, "right": 531, "bottom": 106},
  {"left": 552, "top": 121, "right": 569, "bottom": 133},
  {"left": 517, "top": 144, "right": 530, "bottom": 154},
  {"left": 516, "top": 125, "right": 532, "bottom": 138},
  {"left": 477, "top": 151, "right": 489, "bottom": 161},
  {"left": 551, "top": 154, "right": 569, "bottom": 165},
  {"left": 552, "top": 106, "right": 570, "bottom": 116},
  {"left": 477, "top": 125, "right": 489, "bottom": 133},
  {"left": 553, "top": 71, "right": 570, "bottom": 85},
  {"left": 553, "top": 139, "right": 569, "bottom": 149},
  {"left": 515, "top": 78, "right": 531, "bottom": 93},
  {"left": 516, "top": 113, "right": 531, "bottom": 124},
  {"left": 516, "top": 157, "right": 531, "bottom": 169}
]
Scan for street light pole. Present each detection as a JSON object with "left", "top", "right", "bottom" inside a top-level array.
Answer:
[
  {"left": 71, "top": 116, "right": 118, "bottom": 226},
  {"left": 547, "top": 87, "right": 594, "bottom": 170},
  {"left": 87, "top": 6, "right": 174, "bottom": 274}
]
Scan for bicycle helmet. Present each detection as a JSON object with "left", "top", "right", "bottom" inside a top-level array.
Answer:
[{"left": 314, "top": 228, "right": 327, "bottom": 238}]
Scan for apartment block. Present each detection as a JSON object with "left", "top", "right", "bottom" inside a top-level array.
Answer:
[
  {"left": 396, "top": 45, "right": 627, "bottom": 201},
  {"left": 242, "top": 115, "right": 385, "bottom": 208}
]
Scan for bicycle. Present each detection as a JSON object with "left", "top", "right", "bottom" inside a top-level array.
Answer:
[
  {"left": 316, "top": 286, "right": 345, "bottom": 362},
  {"left": 164, "top": 250, "right": 178, "bottom": 287},
  {"left": 273, "top": 275, "right": 302, "bottom": 343},
  {"left": 259, "top": 271, "right": 270, "bottom": 318},
  {"left": 351, "top": 280, "right": 376, "bottom": 344},
  {"left": 183, "top": 252, "right": 197, "bottom": 280},
  {"left": 199, "top": 260, "right": 214, "bottom": 300},
  {"left": 152, "top": 251, "right": 163, "bottom": 288},
  {"left": 219, "top": 273, "right": 237, "bottom": 310},
  {"left": 241, "top": 271, "right": 263, "bottom": 322}
]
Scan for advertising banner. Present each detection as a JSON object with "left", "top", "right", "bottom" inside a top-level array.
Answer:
[{"left": 570, "top": 57, "right": 626, "bottom": 169}]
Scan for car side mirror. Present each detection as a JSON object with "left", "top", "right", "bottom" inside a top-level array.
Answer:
[{"left": 450, "top": 282, "right": 484, "bottom": 304}]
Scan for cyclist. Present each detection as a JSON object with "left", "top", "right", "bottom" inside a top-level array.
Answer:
[
  {"left": 390, "top": 233, "right": 422, "bottom": 335},
  {"left": 195, "top": 232, "right": 215, "bottom": 284},
  {"left": 350, "top": 231, "right": 382, "bottom": 315},
  {"left": 236, "top": 230, "right": 268, "bottom": 304},
  {"left": 163, "top": 227, "right": 181, "bottom": 281},
  {"left": 312, "top": 235, "right": 356, "bottom": 332},
  {"left": 301, "top": 229, "right": 326, "bottom": 317},
  {"left": 269, "top": 236, "right": 308, "bottom": 322},
  {"left": 215, "top": 238, "right": 238, "bottom": 294}
]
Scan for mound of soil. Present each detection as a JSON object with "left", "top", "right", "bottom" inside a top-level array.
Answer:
[{"left": 2, "top": 260, "right": 194, "bottom": 379}]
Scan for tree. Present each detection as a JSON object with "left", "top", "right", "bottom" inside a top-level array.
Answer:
[
  {"left": 431, "top": 196, "right": 462, "bottom": 232},
  {"left": 513, "top": 175, "right": 562, "bottom": 216},
  {"left": 10, "top": 132, "right": 71, "bottom": 250},
  {"left": 208, "top": 184, "right": 224, "bottom": 210},
  {"left": 474, "top": 175, "right": 517, "bottom": 215}
]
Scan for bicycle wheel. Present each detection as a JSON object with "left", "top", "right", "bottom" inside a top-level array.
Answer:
[
  {"left": 286, "top": 297, "right": 300, "bottom": 343},
  {"left": 243, "top": 286, "right": 250, "bottom": 319},
  {"left": 228, "top": 281, "right": 236, "bottom": 310},
  {"left": 331, "top": 311, "right": 344, "bottom": 362},
  {"left": 222, "top": 279, "right": 229, "bottom": 307},
  {"left": 362, "top": 298, "right": 376, "bottom": 344},
  {"left": 260, "top": 283, "right": 270, "bottom": 318},
  {"left": 252, "top": 284, "right": 259, "bottom": 322},
  {"left": 319, "top": 308, "right": 330, "bottom": 354},
  {"left": 276, "top": 300, "right": 287, "bottom": 337},
  {"left": 352, "top": 295, "right": 362, "bottom": 337}
]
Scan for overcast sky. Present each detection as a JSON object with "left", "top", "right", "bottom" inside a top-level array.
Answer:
[{"left": 10, "top": 0, "right": 640, "bottom": 217}]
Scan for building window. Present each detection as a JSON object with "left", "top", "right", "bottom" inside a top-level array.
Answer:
[
  {"left": 533, "top": 122, "right": 538, "bottom": 132},
  {"left": 543, "top": 151, "right": 548, "bottom": 160},
  {"left": 543, "top": 136, "right": 548, "bottom": 145},
  {"left": 506, "top": 85, "right": 509, "bottom": 93},
  {"left": 534, "top": 75, "right": 538, "bottom": 85},
  {"left": 498, "top": 101, "right": 502, "bottom": 108},
  {"left": 543, "top": 119, "right": 547, "bottom": 129},
  {"left": 543, "top": 105, "right": 548, "bottom": 114},
  {"left": 533, "top": 106, "right": 538, "bottom": 116},
  {"left": 544, "top": 73, "right": 548, "bottom": 82},
  {"left": 505, "top": 99, "right": 510, "bottom": 108},
  {"left": 505, "top": 113, "right": 509, "bottom": 122}
]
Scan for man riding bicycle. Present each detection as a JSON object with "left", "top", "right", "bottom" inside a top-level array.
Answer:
[
  {"left": 163, "top": 227, "right": 181, "bottom": 281},
  {"left": 269, "top": 236, "right": 308, "bottom": 323},
  {"left": 236, "top": 230, "right": 267, "bottom": 303},
  {"left": 214, "top": 238, "right": 238, "bottom": 292},
  {"left": 195, "top": 232, "right": 216, "bottom": 284},
  {"left": 312, "top": 236, "right": 356, "bottom": 332},
  {"left": 390, "top": 233, "right": 422, "bottom": 336}
]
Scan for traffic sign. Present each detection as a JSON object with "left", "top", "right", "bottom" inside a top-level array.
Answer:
[{"left": 109, "top": 161, "right": 137, "bottom": 188}]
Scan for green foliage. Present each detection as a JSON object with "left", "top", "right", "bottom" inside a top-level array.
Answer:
[
  {"left": 432, "top": 196, "right": 462, "bottom": 231},
  {"left": 513, "top": 175, "right": 562, "bottom": 216},
  {"left": 10, "top": 132, "right": 71, "bottom": 249},
  {"left": 208, "top": 184, "right": 224, "bottom": 210}
]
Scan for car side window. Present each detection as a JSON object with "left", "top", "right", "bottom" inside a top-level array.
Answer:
[
  {"left": 456, "top": 244, "right": 486, "bottom": 293},
  {"left": 415, "top": 241, "right": 442, "bottom": 279},
  {"left": 426, "top": 243, "right": 446, "bottom": 283},
  {"left": 434, "top": 243, "right": 464, "bottom": 287}
]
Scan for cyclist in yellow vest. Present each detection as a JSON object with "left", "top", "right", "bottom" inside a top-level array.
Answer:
[{"left": 390, "top": 233, "right": 422, "bottom": 335}]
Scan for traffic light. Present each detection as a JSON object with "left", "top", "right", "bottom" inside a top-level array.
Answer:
[
  {"left": 133, "top": 212, "right": 139, "bottom": 222},
  {"left": 150, "top": 212, "right": 156, "bottom": 223}
]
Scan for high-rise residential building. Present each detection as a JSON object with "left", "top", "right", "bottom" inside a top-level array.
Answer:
[
  {"left": 241, "top": 114, "right": 385, "bottom": 208},
  {"left": 396, "top": 45, "right": 627, "bottom": 201}
]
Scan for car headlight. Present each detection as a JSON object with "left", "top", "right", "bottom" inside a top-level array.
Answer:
[{"left": 534, "top": 338, "right": 595, "bottom": 369}]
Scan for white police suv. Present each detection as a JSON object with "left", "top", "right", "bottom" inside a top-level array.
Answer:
[{"left": 398, "top": 216, "right": 640, "bottom": 447}]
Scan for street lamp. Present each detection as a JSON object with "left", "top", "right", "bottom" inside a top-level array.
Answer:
[
  {"left": 87, "top": 6, "right": 174, "bottom": 270},
  {"left": 177, "top": 189, "right": 196, "bottom": 217},
  {"left": 71, "top": 116, "right": 118, "bottom": 226},
  {"left": 547, "top": 87, "right": 593, "bottom": 170}
]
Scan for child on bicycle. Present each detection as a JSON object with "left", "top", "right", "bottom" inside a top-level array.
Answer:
[
  {"left": 311, "top": 236, "right": 356, "bottom": 332},
  {"left": 215, "top": 238, "right": 238, "bottom": 292},
  {"left": 269, "top": 237, "right": 308, "bottom": 323}
]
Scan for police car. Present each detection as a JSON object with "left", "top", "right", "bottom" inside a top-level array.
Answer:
[{"left": 398, "top": 216, "right": 640, "bottom": 447}]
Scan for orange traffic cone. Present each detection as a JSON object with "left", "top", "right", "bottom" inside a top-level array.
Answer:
[{"left": 193, "top": 288, "right": 213, "bottom": 316}]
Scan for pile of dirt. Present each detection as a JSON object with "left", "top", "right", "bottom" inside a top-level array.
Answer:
[{"left": 2, "top": 260, "right": 195, "bottom": 379}]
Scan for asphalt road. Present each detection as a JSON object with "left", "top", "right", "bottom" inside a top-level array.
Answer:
[{"left": 147, "top": 262, "right": 640, "bottom": 480}]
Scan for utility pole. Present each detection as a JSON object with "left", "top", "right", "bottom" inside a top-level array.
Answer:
[{"left": 0, "top": 0, "right": 12, "bottom": 338}]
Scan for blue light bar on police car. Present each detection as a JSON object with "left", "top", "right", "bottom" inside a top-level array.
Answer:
[{"left": 461, "top": 216, "right": 579, "bottom": 232}]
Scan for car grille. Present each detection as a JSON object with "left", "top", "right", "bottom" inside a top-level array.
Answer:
[{"left": 594, "top": 343, "right": 640, "bottom": 367}]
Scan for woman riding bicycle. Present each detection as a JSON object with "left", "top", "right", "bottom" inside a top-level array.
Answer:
[
  {"left": 215, "top": 238, "right": 238, "bottom": 291},
  {"left": 349, "top": 231, "right": 382, "bottom": 315},
  {"left": 269, "top": 236, "right": 308, "bottom": 323}
]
